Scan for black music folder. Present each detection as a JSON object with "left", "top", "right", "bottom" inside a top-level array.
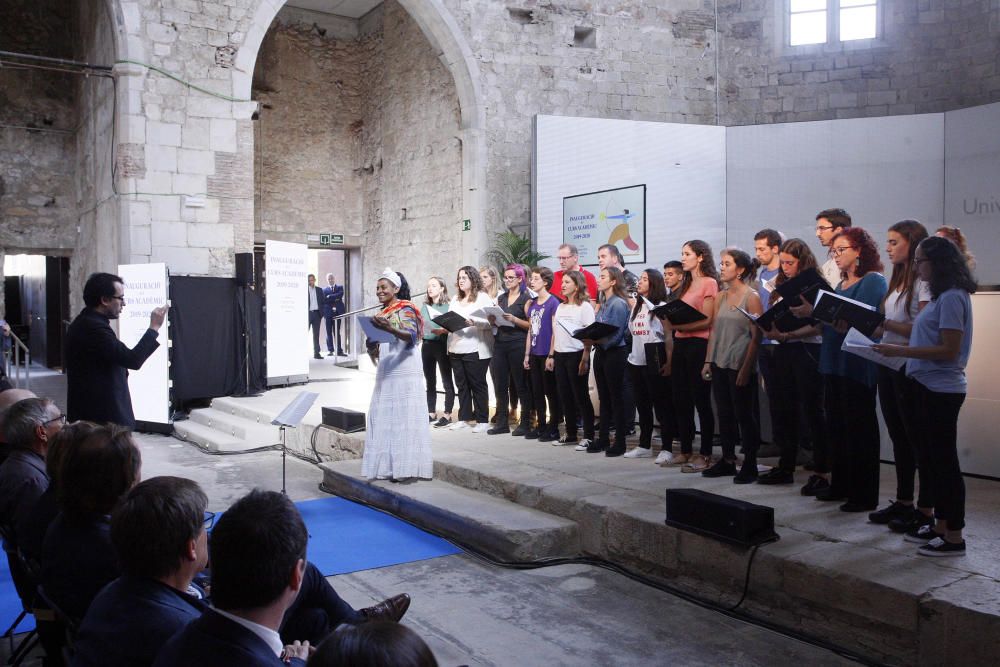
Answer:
[{"left": 431, "top": 311, "right": 472, "bottom": 333}]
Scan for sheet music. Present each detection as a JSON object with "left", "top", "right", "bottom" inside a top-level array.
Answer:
[
  {"left": 357, "top": 315, "right": 395, "bottom": 343},
  {"left": 814, "top": 289, "right": 876, "bottom": 311},
  {"left": 472, "top": 306, "right": 515, "bottom": 327},
  {"left": 557, "top": 318, "right": 578, "bottom": 337},
  {"left": 841, "top": 328, "right": 905, "bottom": 371}
]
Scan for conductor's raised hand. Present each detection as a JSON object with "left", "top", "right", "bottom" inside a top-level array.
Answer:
[{"left": 149, "top": 306, "right": 167, "bottom": 331}]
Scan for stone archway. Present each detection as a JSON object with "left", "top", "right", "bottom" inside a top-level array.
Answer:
[{"left": 233, "top": 0, "right": 486, "bottom": 265}]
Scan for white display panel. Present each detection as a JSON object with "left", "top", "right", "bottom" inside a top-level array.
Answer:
[
  {"left": 534, "top": 115, "right": 727, "bottom": 271},
  {"left": 265, "top": 240, "right": 310, "bottom": 381},
  {"left": 726, "top": 114, "right": 945, "bottom": 259},
  {"left": 944, "top": 102, "right": 1000, "bottom": 286},
  {"left": 563, "top": 184, "right": 646, "bottom": 265},
  {"left": 117, "top": 263, "right": 170, "bottom": 426}
]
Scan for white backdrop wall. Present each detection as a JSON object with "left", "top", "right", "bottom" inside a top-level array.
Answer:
[
  {"left": 533, "top": 115, "right": 727, "bottom": 272},
  {"left": 725, "top": 114, "right": 945, "bottom": 263}
]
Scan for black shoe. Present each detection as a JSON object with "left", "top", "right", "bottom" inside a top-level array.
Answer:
[
  {"left": 358, "top": 593, "right": 411, "bottom": 622},
  {"left": 701, "top": 459, "right": 737, "bottom": 478},
  {"left": 538, "top": 430, "right": 559, "bottom": 443},
  {"left": 904, "top": 523, "right": 943, "bottom": 544},
  {"left": 511, "top": 425, "right": 530, "bottom": 437},
  {"left": 814, "top": 487, "right": 846, "bottom": 502},
  {"left": 840, "top": 501, "right": 877, "bottom": 513},
  {"left": 917, "top": 537, "right": 966, "bottom": 557},
  {"left": 586, "top": 441, "right": 608, "bottom": 454},
  {"left": 868, "top": 500, "right": 914, "bottom": 525},
  {"left": 337, "top": 349, "right": 346, "bottom": 356},
  {"left": 733, "top": 459, "right": 758, "bottom": 484},
  {"left": 432, "top": 417, "right": 451, "bottom": 428},
  {"left": 605, "top": 445, "right": 626, "bottom": 457},
  {"left": 523, "top": 429, "right": 541, "bottom": 440},
  {"left": 487, "top": 425, "right": 510, "bottom": 435},
  {"left": 800, "top": 474, "right": 829, "bottom": 497},
  {"left": 888, "top": 509, "right": 933, "bottom": 534},
  {"left": 758, "top": 468, "right": 794, "bottom": 485},
  {"left": 327, "top": 351, "right": 337, "bottom": 357},
  {"left": 313, "top": 354, "right": 323, "bottom": 360}
]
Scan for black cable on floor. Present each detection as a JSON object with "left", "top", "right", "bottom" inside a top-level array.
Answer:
[{"left": 321, "top": 484, "right": 884, "bottom": 667}]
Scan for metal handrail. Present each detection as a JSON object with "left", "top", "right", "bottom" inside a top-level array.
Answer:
[{"left": 3, "top": 330, "right": 30, "bottom": 390}]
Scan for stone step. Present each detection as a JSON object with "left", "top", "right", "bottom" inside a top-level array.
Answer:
[
  {"left": 188, "top": 407, "right": 282, "bottom": 445},
  {"left": 319, "top": 459, "right": 580, "bottom": 562},
  {"left": 172, "top": 419, "right": 251, "bottom": 453}
]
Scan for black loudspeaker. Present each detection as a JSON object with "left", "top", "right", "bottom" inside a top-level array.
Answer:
[
  {"left": 665, "top": 488, "right": 779, "bottom": 548},
  {"left": 322, "top": 406, "right": 366, "bottom": 433},
  {"left": 235, "top": 252, "right": 254, "bottom": 287}
]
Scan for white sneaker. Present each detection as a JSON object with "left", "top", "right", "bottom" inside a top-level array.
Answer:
[
  {"left": 653, "top": 449, "right": 674, "bottom": 465},
  {"left": 448, "top": 421, "right": 470, "bottom": 431},
  {"left": 471, "top": 423, "right": 490, "bottom": 433},
  {"left": 575, "top": 438, "right": 591, "bottom": 452},
  {"left": 624, "top": 447, "right": 652, "bottom": 458}
]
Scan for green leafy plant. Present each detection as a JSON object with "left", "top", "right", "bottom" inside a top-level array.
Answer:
[{"left": 485, "top": 229, "right": 550, "bottom": 272}]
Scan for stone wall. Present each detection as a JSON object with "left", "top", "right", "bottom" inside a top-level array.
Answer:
[
  {"left": 717, "top": 0, "right": 1000, "bottom": 125},
  {"left": 73, "top": 0, "right": 120, "bottom": 312},
  {"left": 357, "top": 0, "right": 463, "bottom": 300},
  {"left": 252, "top": 14, "right": 365, "bottom": 242},
  {"left": 0, "top": 0, "right": 78, "bottom": 254}
]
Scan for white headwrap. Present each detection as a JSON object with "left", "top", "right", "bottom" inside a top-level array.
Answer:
[{"left": 380, "top": 267, "right": 401, "bottom": 287}]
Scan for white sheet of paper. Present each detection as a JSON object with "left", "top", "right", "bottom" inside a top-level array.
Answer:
[
  {"left": 841, "top": 328, "right": 906, "bottom": 371},
  {"left": 814, "top": 289, "right": 876, "bottom": 311},
  {"left": 557, "top": 318, "right": 579, "bottom": 337},
  {"left": 357, "top": 315, "right": 396, "bottom": 344},
  {"left": 472, "top": 306, "right": 515, "bottom": 327}
]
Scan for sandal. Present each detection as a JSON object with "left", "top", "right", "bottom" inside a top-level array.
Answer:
[
  {"left": 681, "top": 455, "right": 710, "bottom": 473},
  {"left": 661, "top": 452, "right": 690, "bottom": 466}
]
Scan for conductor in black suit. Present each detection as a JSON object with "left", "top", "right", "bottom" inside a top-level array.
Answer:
[{"left": 65, "top": 272, "right": 166, "bottom": 429}]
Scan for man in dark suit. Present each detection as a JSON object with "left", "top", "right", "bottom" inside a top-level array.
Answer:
[
  {"left": 307, "top": 274, "right": 324, "bottom": 360},
  {"left": 73, "top": 476, "right": 210, "bottom": 667},
  {"left": 322, "top": 273, "right": 346, "bottom": 356},
  {"left": 154, "top": 489, "right": 411, "bottom": 667},
  {"left": 65, "top": 272, "right": 166, "bottom": 429},
  {"left": 0, "top": 397, "right": 62, "bottom": 602}
]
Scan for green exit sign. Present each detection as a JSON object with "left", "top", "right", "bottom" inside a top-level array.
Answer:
[
  {"left": 462, "top": 219, "right": 471, "bottom": 232},
  {"left": 319, "top": 234, "right": 345, "bottom": 246}
]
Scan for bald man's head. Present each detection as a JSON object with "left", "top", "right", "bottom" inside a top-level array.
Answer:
[{"left": 0, "top": 388, "right": 38, "bottom": 445}]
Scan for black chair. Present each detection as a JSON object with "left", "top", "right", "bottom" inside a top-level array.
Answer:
[
  {"left": 0, "top": 525, "right": 37, "bottom": 666},
  {"left": 33, "top": 586, "right": 76, "bottom": 665}
]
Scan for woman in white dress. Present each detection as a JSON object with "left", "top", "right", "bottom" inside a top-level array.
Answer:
[{"left": 362, "top": 268, "right": 434, "bottom": 481}]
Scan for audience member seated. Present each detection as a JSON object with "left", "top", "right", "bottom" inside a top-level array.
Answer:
[
  {"left": 0, "top": 388, "right": 37, "bottom": 466},
  {"left": 154, "top": 489, "right": 412, "bottom": 667},
  {"left": 19, "top": 421, "right": 97, "bottom": 564},
  {"left": 308, "top": 622, "right": 438, "bottom": 667},
  {"left": 0, "top": 397, "right": 63, "bottom": 602},
  {"left": 41, "top": 425, "right": 141, "bottom": 621},
  {"left": 72, "top": 476, "right": 210, "bottom": 667}
]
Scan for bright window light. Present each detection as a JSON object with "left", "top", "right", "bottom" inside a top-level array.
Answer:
[
  {"left": 790, "top": 0, "right": 827, "bottom": 46},
  {"left": 840, "top": 0, "right": 877, "bottom": 41}
]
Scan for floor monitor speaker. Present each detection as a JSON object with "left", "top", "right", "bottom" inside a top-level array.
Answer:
[
  {"left": 322, "top": 406, "right": 366, "bottom": 433},
  {"left": 665, "top": 488, "right": 779, "bottom": 548}
]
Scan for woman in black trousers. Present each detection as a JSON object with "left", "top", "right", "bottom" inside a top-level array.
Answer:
[
  {"left": 550, "top": 270, "right": 596, "bottom": 447},
  {"left": 420, "top": 276, "right": 456, "bottom": 427},
  {"left": 488, "top": 265, "right": 532, "bottom": 435},
  {"left": 583, "top": 267, "right": 631, "bottom": 457}
]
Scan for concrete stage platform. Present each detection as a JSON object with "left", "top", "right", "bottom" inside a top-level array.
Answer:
[{"left": 178, "top": 358, "right": 1000, "bottom": 666}]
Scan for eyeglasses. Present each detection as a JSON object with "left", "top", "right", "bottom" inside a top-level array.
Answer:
[
  {"left": 831, "top": 246, "right": 856, "bottom": 256},
  {"left": 503, "top": 275, "right": 519, "bottom": 281},
  {"left": 815, "top": 225, "right": 834, "bottom": 232},
  {"left": 203, "top": 511, "right": 216, "bottom": 531},
  {"left": 44, "top": 414, "right": 66, "bottom": 426}
]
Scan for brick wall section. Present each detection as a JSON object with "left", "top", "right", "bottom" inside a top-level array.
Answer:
[
  {"left": 252, "top": 17, "right": 365, "bottom": 242},
  {"left": 0, "top": 0, "right": 78, "bottom": 253},
  {"left": 358, "top": 1, "right": 463, "bottom": 298},
  {"left": 438, "top": 0, "right": 720, "bottom": 235},
  {"left": 717, "top": 0, "right": 1000, "bottom": 124}
]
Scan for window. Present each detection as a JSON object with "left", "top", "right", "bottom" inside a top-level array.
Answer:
[{"left": 788, "top": 0, "right": 878, "bottom": 46}]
